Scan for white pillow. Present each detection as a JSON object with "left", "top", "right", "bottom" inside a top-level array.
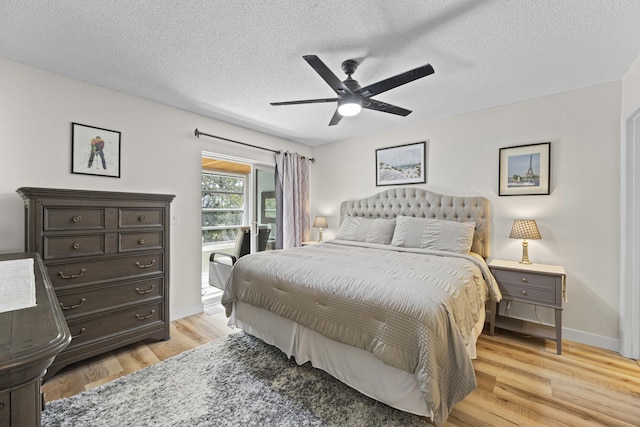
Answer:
[
  {"left": 391, "top": 216, "right": 476, "bottom": 254},
  {"left": 335, "top": 217, "right": 396, "bottom": 245}
]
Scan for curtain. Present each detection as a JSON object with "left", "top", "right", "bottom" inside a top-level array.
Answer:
[{"left": 275, "top": 152, "right": 311, "bottom": 249}]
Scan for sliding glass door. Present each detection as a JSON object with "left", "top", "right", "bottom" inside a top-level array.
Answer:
[{"left": 201, "top": 155, "right": 277, "bottom": 292}]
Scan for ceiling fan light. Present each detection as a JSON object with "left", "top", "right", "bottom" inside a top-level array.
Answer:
[{"left": 337, "top": 100, "right": 361, "bottom": 117}]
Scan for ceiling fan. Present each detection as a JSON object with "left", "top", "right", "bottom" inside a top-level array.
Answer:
[{"left": 270, "top": 55, "right": 434, "bottom": 126}]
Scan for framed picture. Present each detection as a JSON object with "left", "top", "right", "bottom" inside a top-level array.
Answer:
[
  {"left": 71, "top": 122, "right": 121, "bottom": 178},
  {"left": 499, "top": 142, "right": 550, "bottom": 196},
  {"left": 376, "top": 141, "right": 426, "bottom": 186}
]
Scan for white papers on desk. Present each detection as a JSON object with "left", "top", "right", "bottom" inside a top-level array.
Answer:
[{"left": 0, "top": 258, "right": 36, "bottom": 314}]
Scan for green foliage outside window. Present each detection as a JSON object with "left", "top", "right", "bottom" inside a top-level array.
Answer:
[{"left": 202, "top": 173, "right": 245, "bottom": 244}]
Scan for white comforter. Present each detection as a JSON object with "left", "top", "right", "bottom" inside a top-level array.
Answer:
[{"left": 222, "top": 240, "right": 501, "bottom": 426}]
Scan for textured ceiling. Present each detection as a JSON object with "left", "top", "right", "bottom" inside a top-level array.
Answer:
[{"left": 2, "top": 1, "right": 640, "bottom": 146}]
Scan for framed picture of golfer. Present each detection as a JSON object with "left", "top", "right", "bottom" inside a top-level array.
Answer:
[{"left": 71, "top": 122, "right": 121, "bottom": 178}]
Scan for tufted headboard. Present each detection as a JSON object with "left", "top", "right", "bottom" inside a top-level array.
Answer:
[{"left": 340, "top": 188, "right": 491, "bottom": 258}]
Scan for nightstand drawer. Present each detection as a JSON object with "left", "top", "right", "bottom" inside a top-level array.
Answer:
[
  {"left": 492, "top": 269, "right": 556, "bottom": 289},
  {"left": 499, "top": 282, "right": 556, "bottom": 305}
]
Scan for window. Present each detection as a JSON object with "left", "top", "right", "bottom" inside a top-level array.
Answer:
[{"left": 201, "top": 173, "right": 245, "bottom": 246}]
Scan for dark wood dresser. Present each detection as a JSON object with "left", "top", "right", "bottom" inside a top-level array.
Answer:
[
  {"left": 16, "top": 187, "right": 175, "bottom": 378},
  {"left": 0, "top": 252, "right": 71, "bottom": 426}
]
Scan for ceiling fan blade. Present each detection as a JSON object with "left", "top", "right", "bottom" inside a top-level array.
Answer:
[
  {"left": 363, "top": 99, "right": 412, "bottom": 116},
  {"left": 303, "top": 55, "right": 353, "bottom": 96},
  {"left": 357, "top": 64, "right": 434, "bottom": 98},
  {"left": 270, "top": 97, "right": 338, "bottom": 106},
  {"left": 328, "top": 109, "right": 343, "bottom": 126}
]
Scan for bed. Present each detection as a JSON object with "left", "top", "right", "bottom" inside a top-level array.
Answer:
[{"left": 221, "top": 188, "right": 501, "bottom": 426}]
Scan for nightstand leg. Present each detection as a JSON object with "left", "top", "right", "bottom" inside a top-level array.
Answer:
[
  {"left": 489, "top": 301, "right": 497, "bottom": 336},
  {"left": 555, "top": 308, "right": 562, "bottom": 355}
]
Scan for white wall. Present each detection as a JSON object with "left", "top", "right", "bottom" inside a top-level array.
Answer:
[
  {"left": 313, "top": 82, "right": 622, "bottom": 350},
  {"left": 622, "top": 54, "right": 640, "bottom": 113},
  {"left": 0, "top": 58, "right": 312, "bottom": 320}
]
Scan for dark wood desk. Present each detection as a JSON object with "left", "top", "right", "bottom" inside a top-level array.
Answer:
[{"left": 0, "top": 253, "right": 71, "bottom": 426}]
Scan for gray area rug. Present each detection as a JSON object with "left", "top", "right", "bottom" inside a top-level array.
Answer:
[{"left": 42, "top": 332, "right": 430, "bottom": 426}]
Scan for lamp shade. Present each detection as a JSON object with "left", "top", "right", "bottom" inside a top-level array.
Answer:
[
  {"left": 313, "top": 216, "right": 328, "bottom": 228},
  {"left": 509, "top": 219, "right": 541, "bottom": 240}
]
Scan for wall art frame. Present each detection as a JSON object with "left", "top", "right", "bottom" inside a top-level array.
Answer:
[
  {"left": 71, "top": 122, "right": 121, "bottom": 178},
  {"left": 375, "top": 141, "right": 426, "bottom": 186},
  {"left": 499, "top": 142, "right": 550, "bottom": 196}
]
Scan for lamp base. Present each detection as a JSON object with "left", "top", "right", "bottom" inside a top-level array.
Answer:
[
  {"left": 519, "top": 240, "right": 532, "bottom": 264},
  {"left": 317, "top": 228, "right": 323, "bottom": 243}
]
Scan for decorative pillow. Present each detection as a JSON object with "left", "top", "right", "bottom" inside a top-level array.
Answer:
[
  {"left": 335, "top": 216, "right": 361, "bottom": 240},
  {"left": 335, "top": 217, "right": 396, "bottom": 245},
  {"left": 391, "top": 216, "right": 476, "bottom": 254},
  {"left": 365, "top": 218, "right": 396, "bottom": 245}
]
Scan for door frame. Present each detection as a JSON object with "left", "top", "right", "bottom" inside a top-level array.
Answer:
[{"left": 620, "top": 101, "right": 640, "bottom": 359}]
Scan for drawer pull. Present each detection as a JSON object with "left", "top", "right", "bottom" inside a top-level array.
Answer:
[
  {"left": 521, "top": 277, "right": 528, "bottom": 283},
  {"left": 71, "top": 327, "right": 86, "bottom": 339},
  {"left": 72, "top": 242, "right": 82, "bottom": 249},
  {"left": 60, "top": 298, "right": 86, "bottom": 310},
  {"left": 135, "top": 259, "right": 156, "bottom": 269},
  {"left": 135, "top": 284, "right": 156, "bottom": 294},
  {"left": 58, "top": 268, "right": 86, "bottom": 279},
  {"left": 138, "top": 215, "right": 146, "bottom": 222},
  {"left": 521, "top": 290, "right": 528, "bottom": 296},
  {"left": 138, "top": 239, "right": 146, "bottom": 245},
  {"left": 72, "top": 215, "right": 82, "bottom": 223},
  {"left": 136, "top": 309, "right": 156, "bottom": 320}
]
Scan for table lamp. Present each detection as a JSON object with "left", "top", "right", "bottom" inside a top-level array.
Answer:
[
  {"left": 509, "top": 219, "right": 541, "bottom": 264},
  {"left": 312, "top": 216, "right": 328, "bottom": 242}
]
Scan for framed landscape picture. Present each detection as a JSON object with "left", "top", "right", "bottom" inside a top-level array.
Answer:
[
  {"left": 71, "top": 122, "right": 121, "bottom": 178},
  {"left": 376, "top": 141, "right": 426, "bottom": 186},
  {"left": 499, "top": 142, "right": 550, "bottom": 196}
]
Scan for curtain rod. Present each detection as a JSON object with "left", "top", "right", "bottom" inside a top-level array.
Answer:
[{"left": 194, "top": 128, "right": 314, "bottom": 162}]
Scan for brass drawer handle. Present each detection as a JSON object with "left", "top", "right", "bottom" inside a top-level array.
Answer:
[
  {"left": 72, "top": 215, "right": 82, "bottom": 223},
  {"left": 138, "top": 215, "right": 146, "bottom": 222},
  {"left": 71, "top": 327, "right": 86, "bottom": 339},
  {"left": 521, "top": 277, "right": 528, "bottom": 283},
  {"left": 135, "top": 284, "right": 156, "bottom": 294},
  {"left": 72, "top": 242, "right": 82, "bottom": 249},
  {"left": 135, "top": 309, "right": 155, "bottom": 320},
  {"left": 138, "top": 238, "right": 146, "bottom": 245},
  {"left": 521, "top": 290, "right": 528, "bottom": 296},
  {"left": 60, "top": 298, "right": 86, "bottom": 310},
  {"left": 58, "top": 268, "right": 86, "bottom": 279},
  {"left": 135, "top": 259, "right": 156, "bottom": 269}
]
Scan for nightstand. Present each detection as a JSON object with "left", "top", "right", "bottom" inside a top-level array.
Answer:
[
  {"left": 301, "top": 241, "right": 319, "bottom": 246},
  {"left": 488, "top": 259, "right": 566, "bottom": 354}
]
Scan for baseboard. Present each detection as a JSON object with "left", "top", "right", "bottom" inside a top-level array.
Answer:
[
  {"left": 170, "top": 302, "right": 204, "bottom": 321},
  {"left": 563, "top": 327, "right": 619, "bottom": 353}
]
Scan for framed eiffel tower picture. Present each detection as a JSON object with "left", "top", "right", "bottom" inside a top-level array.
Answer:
[{"left": 499, "top": 142, "right": 550, "bottom": 196}]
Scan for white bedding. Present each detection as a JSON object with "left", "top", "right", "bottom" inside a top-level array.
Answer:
[
  {"left": 222, "top": 239, "right": 500, "bottom": 425},
  {"left": 230, "top": 299, "right": 486, "bottom": 418}
]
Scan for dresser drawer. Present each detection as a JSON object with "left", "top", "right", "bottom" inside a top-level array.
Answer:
[
  {"left": 119, "top": 231, "right": 163, "bottom": 252},
  {"left": 47, "top": 253, "right": 164, "bottom": 288},
  {"left": 492, "top": 269, "right": 556, "bottom": 289},
  {"left": 43, "top": 234, "right": 105, "bottom": 259},
  {"left": 119, "top": 208, "right": 164, "bottom": 228},
  {"left": 65, "top": 302, "right": 163, "bottom": 350},
  {"left": 57, "top": 277, "right": 164, "bottom": 319},
  {"left": 44, "top": 207, "right": 105, "bottom": 230},
  {"left": 499, "top": 282, "right": 556, "bottom": 305}
]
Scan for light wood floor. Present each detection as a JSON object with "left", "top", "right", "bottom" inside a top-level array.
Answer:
[{"left": 43, "top": 306, "right": 640, "bottom": 427}]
